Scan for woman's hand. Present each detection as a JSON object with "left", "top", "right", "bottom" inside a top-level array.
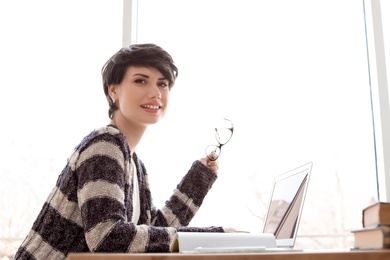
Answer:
[
  {"left": 223, "top": 227, "right": 250, "bottom": 233},
  {"left": 200, "top": 153, "right": 219, "bottom": 174}
]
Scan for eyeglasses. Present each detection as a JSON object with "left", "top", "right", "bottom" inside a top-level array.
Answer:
[{"left": 205, "top": 118, "right": 234, "bottom": 161}]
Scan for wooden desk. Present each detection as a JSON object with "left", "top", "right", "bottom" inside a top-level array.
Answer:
[{"left": 68, "top": 250, "right": 390, "bottom": 260}]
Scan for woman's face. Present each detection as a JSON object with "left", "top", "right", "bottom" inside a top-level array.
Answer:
[{"left": 110, "top": 66, "right": 170, "bottom": 127}]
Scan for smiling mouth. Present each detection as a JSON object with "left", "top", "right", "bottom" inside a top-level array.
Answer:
[{"left": 141, "top": 105, "right": 160, "bottom": 110}]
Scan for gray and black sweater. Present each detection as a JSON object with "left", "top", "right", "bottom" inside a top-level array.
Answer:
[{"left": 14, "top": 125, "right": 223, "bottom": 259}]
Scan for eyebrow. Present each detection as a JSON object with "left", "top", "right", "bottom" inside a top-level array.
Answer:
[{"left": 132, "top": 73, "right": 167, "bottom": 81}]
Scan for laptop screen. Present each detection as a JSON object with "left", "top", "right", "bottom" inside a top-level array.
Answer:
[{"left": 262, "top": 162, "right": 312, "bottom": 248}]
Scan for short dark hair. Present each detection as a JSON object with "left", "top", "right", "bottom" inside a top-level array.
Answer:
[{"left": 102, "top": 43, "right": 179, "bottom": 118}]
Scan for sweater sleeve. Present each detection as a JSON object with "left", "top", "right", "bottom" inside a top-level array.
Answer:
[
  {"left": 151, "top": 160, "right": 219, "bottom": 228},
  {"left": 76, "top": 134, "right": 177, "bottom": 253}
]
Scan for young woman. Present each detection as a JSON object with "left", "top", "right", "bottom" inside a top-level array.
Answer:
[{"left": 14, "top": 44, "right": 224, "bottom": 259}]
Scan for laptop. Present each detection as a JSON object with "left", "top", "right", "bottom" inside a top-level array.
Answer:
[
  {"left": 177, "top": 162, "right": 313, "bottom": 253},
  {"left": 262, "top": 162, "right": 313, "bottom": 249}
]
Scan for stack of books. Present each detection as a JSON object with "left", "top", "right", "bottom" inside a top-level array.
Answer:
[{"left": 351, "top": 202, "right": 390, "bottom": 250}]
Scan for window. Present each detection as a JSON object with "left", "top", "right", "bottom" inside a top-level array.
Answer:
[
  {"left": 133, "top": 0, "right": 383, "bottom": 248},
  {"left": 364, "top": 0, "right": 390, "bottom": 201},
  {"left": 0, "top": 1, "right": 122, "bottom": 258}
]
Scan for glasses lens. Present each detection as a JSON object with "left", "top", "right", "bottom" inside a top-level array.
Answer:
[
  {"left": 215, "top": 128, "right": 233, "bottom": 145},
  {"left": 206, "top": 145, "right": 221, "bottom": 160}
]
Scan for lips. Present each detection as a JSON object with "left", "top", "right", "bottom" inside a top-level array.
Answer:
[{"left": 141, "top": 104, "right": 161, "bottom": 110}]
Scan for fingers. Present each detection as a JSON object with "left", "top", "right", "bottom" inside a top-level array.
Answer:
[
  {"left": 200, "top": 155, "right": 219, "bottom": 175},
  {"left": 223, "top": 227, "right": 250, "bottom": 233},
  {"left": 207, "top": 159, "right": 219, "bottom": 174},
  {"left": 208, "top": 151, "right": 218, "bottom": 161}
]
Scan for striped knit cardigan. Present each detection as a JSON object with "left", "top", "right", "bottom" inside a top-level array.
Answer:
[{"left": 14, "top": 125, "right": 223, "bottom": 259}]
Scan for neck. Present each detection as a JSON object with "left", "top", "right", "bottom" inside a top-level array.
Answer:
[{"left": 110, "top": 117, "right": 146, "bottom": 156}]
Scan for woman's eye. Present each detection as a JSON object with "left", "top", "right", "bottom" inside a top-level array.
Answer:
[
  {"left": 135, "top": 79, "right": 146, "bottom": 84},
  {"left": 159, "top": 82, "right": 169, "bottom": 88}
]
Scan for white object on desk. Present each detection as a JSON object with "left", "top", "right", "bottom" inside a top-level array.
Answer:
[{"left": 177, "top": 232, "right": 276, "bottom": 253}]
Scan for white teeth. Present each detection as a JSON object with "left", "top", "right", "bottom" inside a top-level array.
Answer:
[{"left": 142, "top": 105, "right": 159, "bottom": 110}]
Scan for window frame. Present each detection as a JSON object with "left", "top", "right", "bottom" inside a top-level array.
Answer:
[{"left": 363, "top": 0, "right": 390, "bottom": 201}]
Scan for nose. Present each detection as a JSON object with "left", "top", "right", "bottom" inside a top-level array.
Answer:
[{"left": 150, "top": 84, "right": 162, "bottom": 99}]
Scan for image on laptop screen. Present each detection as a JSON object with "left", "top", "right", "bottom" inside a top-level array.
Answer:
[{"left": 262, "top": 162, "right": 312, "bottom": 248}]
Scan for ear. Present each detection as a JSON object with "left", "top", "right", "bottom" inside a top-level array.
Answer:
[{"left": 108, "top": 84, "right": 117, "bottom": 100}]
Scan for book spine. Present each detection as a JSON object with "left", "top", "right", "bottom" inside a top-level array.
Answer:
[{"left": 383, "top": 225, "right": 390, "bottom": 248}]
